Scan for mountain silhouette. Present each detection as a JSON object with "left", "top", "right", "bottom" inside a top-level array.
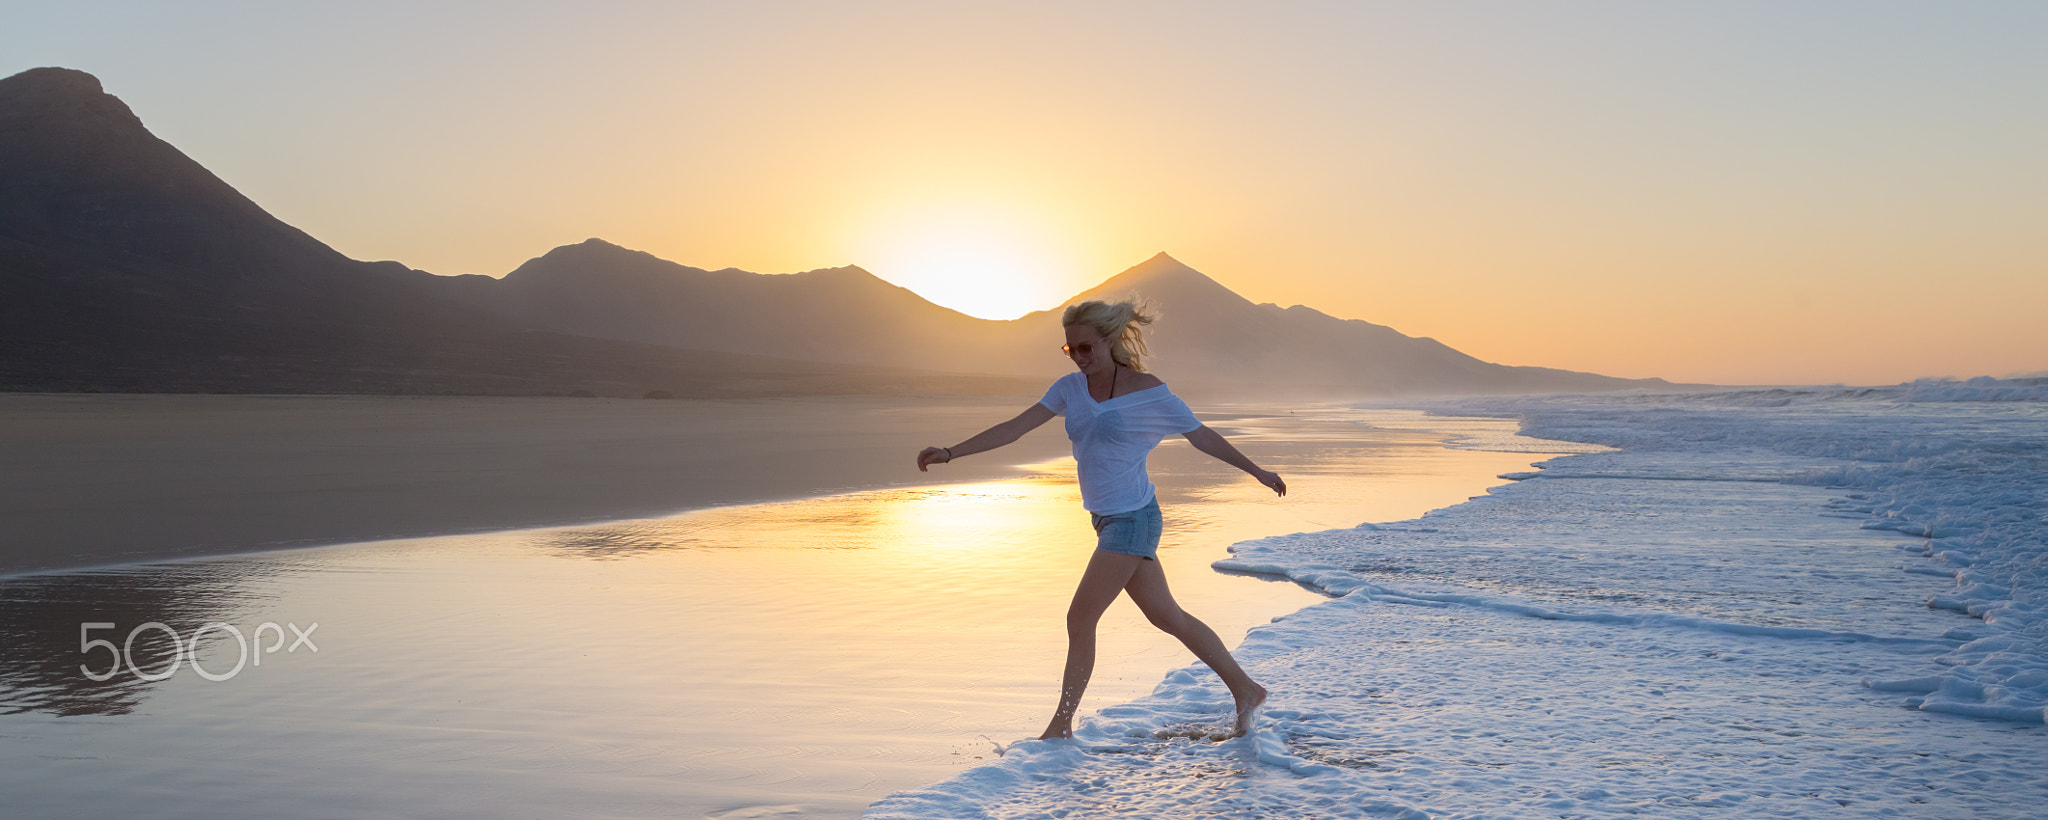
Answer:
[
  {"left": 1032, "top": 252, "right": 1667, "bottom": 395},
  {"left": 0, "top": 67, "right": 1027, "bottom": 397},
  {"left": 432, "top": 243, "right": 1673, "bottom": 396},
  {"left": 416, "top": 238, "right": 1018, "bottom": 372},
  {"left": 2, "top": 67, "right": 1674, "bottom": 398}
]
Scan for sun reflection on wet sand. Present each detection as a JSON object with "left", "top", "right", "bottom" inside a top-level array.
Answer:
[{"left": 0, "top": 408, "right": 1568, "bottom": 819}]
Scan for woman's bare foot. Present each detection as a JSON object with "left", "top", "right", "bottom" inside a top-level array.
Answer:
[
  {"left": 1230, "top": 684, "right": 1268, "bottom": 738},
  {"left": 1039, "top": 718, "right": 1074, "bottom": 740}
]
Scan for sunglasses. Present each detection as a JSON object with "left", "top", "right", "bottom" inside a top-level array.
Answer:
[{"left": 1059, "top": 341, "right": 1112, "bottom": 358}]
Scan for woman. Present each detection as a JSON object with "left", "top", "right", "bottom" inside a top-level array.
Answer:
[{"left": 917, "top": 299, "right": 1284, "bottom": 740}]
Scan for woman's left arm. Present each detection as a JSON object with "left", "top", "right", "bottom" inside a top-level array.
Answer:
[{"left": 1184, "top": 426, "right": 1287, "bottom": 496}]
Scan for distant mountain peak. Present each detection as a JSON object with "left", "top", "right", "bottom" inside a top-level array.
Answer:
[
  {"left": 0, "top": 65, "right": 353, "bottom": 274},
  {"left": 0, "top": 66, "right": 108, "bottom": 99},
  {"left": 1128, "top": 250, "right": 1192, "bottom": 275},
  {"left": 1067, "top": 252, "right": 1248, "bottom": 310},
  {"left": 547, "top": 237, "right": 640, "bottom": 260},
  {"left": 519, "top": 239, "right": 891, "bottom": 288},
  {"left": 504, "top": 239, "right": 688, "bottom": 284},
  {"left": 0, "top": 67, "right": 142, "bottom": 130}
]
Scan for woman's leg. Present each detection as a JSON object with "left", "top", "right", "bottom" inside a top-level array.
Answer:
[
  {"left": 1039, "top": 550, "right": 1146, "bottom": 739},
  {"left": 1124, "top": 558, "right": 1268, "bottom": 737}
]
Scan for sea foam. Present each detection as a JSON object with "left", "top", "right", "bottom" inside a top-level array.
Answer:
[{"left": 1455, "top": 379, "right": 2048, "bottom": 724}]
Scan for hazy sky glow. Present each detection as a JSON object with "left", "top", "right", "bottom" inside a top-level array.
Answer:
[{"left": 7, "top": 1, "right": 2045, "bottom": 385}]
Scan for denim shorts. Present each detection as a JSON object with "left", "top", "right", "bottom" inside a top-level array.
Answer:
[{"left": 1091, "top": 497, "right": 1163, "bottom": 560}]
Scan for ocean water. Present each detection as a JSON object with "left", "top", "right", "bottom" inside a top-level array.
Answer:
[
  {"left": 871, "top": 379, "right": 2048, "bottom": 819},
  {"left": 0, "top": 407, "right": 1556, "bottom": 819}
]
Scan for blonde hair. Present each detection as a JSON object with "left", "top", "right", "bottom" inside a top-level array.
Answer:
[{"left": 1062, "top": 299, "right": 1156, "bottom": 372}]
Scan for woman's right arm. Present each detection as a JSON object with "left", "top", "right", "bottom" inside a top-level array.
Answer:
[{"left": 918, "top": 404, "right": 1056, "bottom": 472}]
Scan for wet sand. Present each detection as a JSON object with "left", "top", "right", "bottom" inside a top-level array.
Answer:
[
  {"left": 0, "top": 392, "right": 1069, "bottom": 574},
  {"left": 0, "top": 406, "right": 1564, "bottom": 818}
]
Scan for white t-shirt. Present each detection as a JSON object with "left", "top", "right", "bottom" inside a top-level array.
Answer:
[{"left": 1037, "top": 371, "right": 1205, "bottom": 514}]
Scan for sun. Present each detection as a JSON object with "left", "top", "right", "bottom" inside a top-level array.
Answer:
[{"left": 857, "top": 211, "right": 1077, "bottom": 321}]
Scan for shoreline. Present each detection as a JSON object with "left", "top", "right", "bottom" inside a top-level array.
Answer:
[
  {"left": 0, "top": 392, "right": 1071, "bottom": 576},
  {"left": 867, "top": 384, "right": 2048, "bottom": 818},
  {"left": 2, "top": 400, "right": 1565, "bottom": 820}
]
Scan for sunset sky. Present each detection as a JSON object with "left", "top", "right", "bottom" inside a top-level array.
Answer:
[{"left": 6, "top": 2, "right": 2044, "bottom": 386}]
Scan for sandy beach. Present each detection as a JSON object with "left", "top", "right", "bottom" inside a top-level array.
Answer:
[
  {"left": 0, "top": 392, "right": 1070, "bottom": 574},
  {"left": 11, "top": 386, "right": 2042, "bottom": 819},
  {"left": 0, "top": 402, "right": 1563, "bottom": 819}
]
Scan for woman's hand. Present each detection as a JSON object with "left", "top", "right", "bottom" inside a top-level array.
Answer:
[
  {"left": 1254, "top": 469, "right": 1287, "bottom": 497},
  {"left": 917, "top": 446, "right": 953, "bottom": 472}
]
